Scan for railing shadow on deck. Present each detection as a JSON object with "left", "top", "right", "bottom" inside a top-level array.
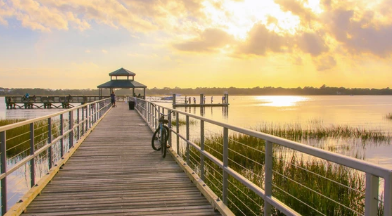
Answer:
[
  {"left": 134, "top": 98, "right": 392, "bottom": 216},
  {"left": 0, "top": 98, "right": 112, "bottom": 215}
]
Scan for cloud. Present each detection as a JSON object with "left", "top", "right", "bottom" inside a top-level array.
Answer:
[
  {"left": 236, "top": 23, "right": 290, "bottom": 56},
  {"left": 274, "top": 0, "right": 317, "bottom": 25},
  {"left": 101, "top": 49, "right": 107, "bottom": 53},
  {"left": 314, "top": 55, "right": 336, "bottom": 71},
  {"left": 320, "top": 2, "right": 392, "bottom": 57},
  {"left": 0, "top": 1, "right": 13, "bottom": 25},
  {"left": 173, "top": 28, "right": 235, "bottom": 52},
  {"left": 12, "top": 0, "right": 69, "bottom": 32},
  {"left": 297, "top": 32, "right": 328, "bottom": 56}
]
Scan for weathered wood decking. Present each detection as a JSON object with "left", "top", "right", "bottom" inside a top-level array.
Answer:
[{"left": 22, "top": 103, "right": 221, "bottom": 216}]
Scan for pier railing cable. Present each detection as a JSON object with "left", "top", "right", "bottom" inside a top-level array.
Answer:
[
  {"left": 135, "top": 98, "right": 392, "bottom": 216},
  {"left": 0, "top": 98, "right": 111, "bottom": 215}
]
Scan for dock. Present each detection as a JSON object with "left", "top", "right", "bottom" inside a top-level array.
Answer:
[
  {"left": 19, "top": 103, "right": 221, "bottom": 215},
  {"left": 4, "top": 95, "right": 128, "bottom": 109},
  {"left": 173, "top": 103, "right": 229, "bottom": 108},
  {"left": 172, "top": 93, "right": 229, "bottom": 109}
]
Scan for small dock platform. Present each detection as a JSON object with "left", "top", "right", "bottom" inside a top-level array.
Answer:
[
  {"left": 21, "top": 103, "right": 221, "bottom": 216},
  {"left": 173, "top": 103, "right": 229, "bottom": 108},
  {"left": 4, "top": 95, "right": 128, "bottom": 109}
]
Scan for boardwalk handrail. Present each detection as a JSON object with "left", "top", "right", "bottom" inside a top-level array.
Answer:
[
  {"left": 135, "top": 98, "right": 392, "bottom": 216},
  {"left": 0, "top": 98, "right": 112, "bottom": 215}
]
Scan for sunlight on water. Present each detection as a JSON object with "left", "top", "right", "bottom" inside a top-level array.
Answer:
[{"left": 255, "top": 96, "right": 309, "bottom": 107}]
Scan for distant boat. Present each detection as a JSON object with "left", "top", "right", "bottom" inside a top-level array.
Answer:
[
  {"left": 161, "top": 94, "right": 181, "bottom": 100},
  {"left": 161, "top": 96, "right": 173, "bottom": 100}
]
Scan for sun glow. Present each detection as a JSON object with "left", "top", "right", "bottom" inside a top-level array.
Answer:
[
  {"left": 202, "top": 0, "right": 301, "bottom": 40},
  {"left": 255, "top": 96, "right": 309, "bottom": 107}
]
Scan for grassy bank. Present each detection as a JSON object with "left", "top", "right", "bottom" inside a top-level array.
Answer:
[
  {"left": 0, "top": 119, "right": 60, "bottom": 157},
  {"left": 184, "top": 132, "right": 383, "bottom": 215},
  {"left": 255, "top": 123, "right": 389, "bottom": 142},
  {"left": 171, "top": 118, "right": 198, "bottom": 126}
]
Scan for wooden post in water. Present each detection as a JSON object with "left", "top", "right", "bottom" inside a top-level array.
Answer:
[
  {"left": 200, "top": 94, "right": 203, "bottom": 106},
  {"left": 173, "top": 94, "right": 176, "bottom": 107}
]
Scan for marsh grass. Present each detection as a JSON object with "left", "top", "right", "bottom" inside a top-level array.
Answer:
[
  {"left": 185, "top": 132, "right": 383, "bottom": 216},
  {"left": 255, "top": 123, "right": 389, "bottom": 142},
  {"left": 386, "top": 113, "right": 392, "bottom": 119},
  {"left": 0, "top": 119, "right": 59, "bottom": 157},
  {"left": 171, "top": 118, "right": 198, "bottom": 126}
]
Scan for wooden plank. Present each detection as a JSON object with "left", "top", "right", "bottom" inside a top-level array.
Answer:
[{"left": 17, "top": 103, "right": 221, "bottom": 216}]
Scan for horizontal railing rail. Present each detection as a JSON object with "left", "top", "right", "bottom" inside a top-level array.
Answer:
[
  {"left": 4, "top": 95, "right": 130, "bottom": 104},
  {"left": 135, "top": 98, "right": 392, "bottom": 216},
  {"left": 0, "top": 98, "right": 112, "bottom": 215}
]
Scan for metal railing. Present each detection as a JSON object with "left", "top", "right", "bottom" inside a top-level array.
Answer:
[
  {"left": 135, "top": 98, "right": 392, "bottom": 216},
  {"left": 0, "top": 98, "right": 112, "bottom": 215}
]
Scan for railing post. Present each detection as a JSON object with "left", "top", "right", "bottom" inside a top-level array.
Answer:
[
  {"left": 222, "top": 127, "right": 228, "bottom": 205},
  {"left": 264, "top": 140, "right": 272, "bottom": 215},
  {"left": 82, "top": 107, "right": 85, "bottom": 135},
  {"left": 77, "top": 108, "right": 80, "bottom": 140},
  {"left": 200, "top": 120, "right": 205, "bottom": 181},
  {"left": 60, "top": 114, "right": 63, "bottom": 157},
  {"left": 69, "top": 110, "right": 74, "bottom": 148},
  {"left": 147, "top": 103, "right": 150, "bottom": 124},
  {"left": 365, "top": 174, "right": 379, "bottom": 216},
  {"left": 0, "top": 131, "right": 7, "bottom": 215},
  {"left": 157, "top": 107, "right": 160, "bottom": 128},
  {"left": 385, "top": 173, "right": 392, "bottom": 216},
  {"left": 87, "top": 105, "right": 90, "bottom": 129},
  {"left": 186, "top": 115, "right": 190, "bottom": 164},
  {"left": 176, "top": 112, "right": 179, "bottom": 154},
  {"left": 30, "top": 123, "right": 35, "bottom": 187},
  {"left": 168, "top": 110, "right": 172, "bottom": 148},
  {"left": 48, "top": 118, "right": 52, "bottom": 169}
]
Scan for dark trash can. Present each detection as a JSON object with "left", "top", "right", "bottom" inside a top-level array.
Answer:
[{"left": 128, "top": 101, "right": 135, "bottom": 110}]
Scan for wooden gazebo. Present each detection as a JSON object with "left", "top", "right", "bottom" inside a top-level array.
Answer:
[{"left": 97, "top": 68, "right": 147, "bottom": 99}]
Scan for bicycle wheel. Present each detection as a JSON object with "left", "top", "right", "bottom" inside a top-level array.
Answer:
[
  {"left": 162, "top": 125, "right": 170, "bottom": 146},
  {"left": 161, "top": 129, "right": 167, "bottom": 158},
  {"left": 151, "top": 128, "right": 162, "bottom": 151}
]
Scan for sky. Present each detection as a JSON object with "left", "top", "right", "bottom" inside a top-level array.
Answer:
[{"left": 1, "top": 0, "right": 392, "bottom": 89}]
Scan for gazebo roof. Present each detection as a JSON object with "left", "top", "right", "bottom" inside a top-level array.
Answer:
[
  {"left": 109, "top": 68, "right": 136, "bottom": 76},
  {"left": 97, "top": 80, "right": 147, "bottom": 89}
]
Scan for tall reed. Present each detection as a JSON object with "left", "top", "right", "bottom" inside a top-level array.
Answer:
[
  {"left": 0, "top": 119, "right": 59, "bottom": 157},
  {"left": 255, "top": 123, "right": 389, "bottom": 142},
  {"left": 185, "top": 132, "right": 382, "bottom": 216}
]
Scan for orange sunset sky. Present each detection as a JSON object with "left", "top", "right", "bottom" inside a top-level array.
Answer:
[{"left": 1, "top": 0, "right": 392, "bottom": 89}]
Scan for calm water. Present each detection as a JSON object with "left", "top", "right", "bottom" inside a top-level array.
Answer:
[
  {"left": 157, "top": 95, "right": 392, "bottom": 169},
  {"left": 1, "top": 95, "right": 392, "bottom": 210}
]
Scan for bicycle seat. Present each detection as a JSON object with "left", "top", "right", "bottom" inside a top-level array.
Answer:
[{"left": 159, "top": 119, "right": 169, "bottom": 124}]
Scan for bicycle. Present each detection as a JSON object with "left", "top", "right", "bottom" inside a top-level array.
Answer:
[{"left": 151, "top": 105, "right": 171, "bottom": 158}]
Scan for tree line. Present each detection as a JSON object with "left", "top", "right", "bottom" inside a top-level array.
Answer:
[{"left": 1, "top": 85, "right": 392, "bottom": 96}]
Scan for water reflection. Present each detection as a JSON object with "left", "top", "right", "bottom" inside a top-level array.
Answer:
[{"left": 255, "top": 96, "right": 309, "bottom": 107}]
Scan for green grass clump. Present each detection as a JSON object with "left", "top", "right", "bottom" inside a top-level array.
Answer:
[
  {"left": 0, "top": 119, "right": 59, "bottom": 157},
  {"left": 171, "top": 118, "right": 198, "bottom": 126},
  {"left": 256, "top": 123, "right": 388, "bottom": 142},
  {"left": 184, "top": 132, "right": 383, "bottom": 216}
]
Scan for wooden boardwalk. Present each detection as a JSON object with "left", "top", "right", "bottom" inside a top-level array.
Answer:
[{"left": 22, "top": 103, "right": 221, "bottom": 216}]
